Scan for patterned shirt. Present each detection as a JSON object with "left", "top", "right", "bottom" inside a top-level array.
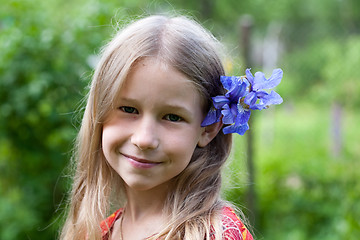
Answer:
[{"left": 101, "top": 207, "right": 253, "bottom": 240}]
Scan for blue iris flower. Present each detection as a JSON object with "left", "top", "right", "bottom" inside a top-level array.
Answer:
[
  {"left": 201, "top": 68, "right": 283, "bottom": 135},
  {"left": 244, "top": 68, "right": 283, "bottom": 110}
]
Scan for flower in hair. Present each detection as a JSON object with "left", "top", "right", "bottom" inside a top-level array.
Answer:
[{"left": 201, "top": 68, "right": 283, "bottom": 135}]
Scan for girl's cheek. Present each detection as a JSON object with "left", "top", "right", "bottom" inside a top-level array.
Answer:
[{"left": 102, "top": 126, "right": 118, "bottom": 150}]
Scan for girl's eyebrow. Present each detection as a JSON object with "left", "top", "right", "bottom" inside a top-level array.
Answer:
[
  {"left": 118, "top": 97, "right": 194, "bottom": 116},
  {"left": 163, "top": 105, "right": 193, "bottom": 117}
]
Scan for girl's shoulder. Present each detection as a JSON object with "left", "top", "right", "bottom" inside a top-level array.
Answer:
[
  {"left": 220, "top": 206, "right": 253, "bottom": 240},
  {"left": 100, "top": 208, "right": 123, "bottom": 239}
]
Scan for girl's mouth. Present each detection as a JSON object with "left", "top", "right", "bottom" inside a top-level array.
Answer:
[{"left": 122, "top": 153, "right": 162, "bottom": 169}]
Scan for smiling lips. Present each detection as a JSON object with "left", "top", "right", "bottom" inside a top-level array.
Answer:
[{"left": 122, "top": 153, "right": 162, "bottom": 169}]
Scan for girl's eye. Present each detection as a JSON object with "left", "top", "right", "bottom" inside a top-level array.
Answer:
[
  {"left": 164, "top": 114, "right": 182, "bottom": 122},
  {"left": 119, "top": 106, "right": 138, "bottom": 114}
]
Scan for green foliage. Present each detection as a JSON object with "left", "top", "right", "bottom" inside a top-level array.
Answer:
[
  {"left": 224, "top": 104, "right": 360, "bottom": 239},
  {"left": 0, "top": 0, "right": 120, "bottom": 238},
  {"left": 282, "top": 37, "right": 360, "bottom": 107}
]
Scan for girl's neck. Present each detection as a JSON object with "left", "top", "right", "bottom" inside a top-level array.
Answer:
[
  {"left": 114, "top": 184, "right": 170, "bottom": 240},
  {"left": 124, "top": 183, "right": 169, "bottom": 222}
]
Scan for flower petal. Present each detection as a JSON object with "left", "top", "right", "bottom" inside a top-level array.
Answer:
[
  {"left": 262, "top": 90, "right": 283, "bottom": 106},
  {"left": 253, "top": 68, "right": 283, "bottom": 90},
  {"left": 255, "top": 90, "right": 268, "bottom": 98},
  {"left": 235, "top": 105, "right": 251, "bottom": 125},
  {"left": 249, "top": 103, "right": 267, "bottom": 110},
  {"left": 245, "top": 68, "right": 254, "bottom": 85},
  {"left": 221, "top": 104, "right": 235, "bottom": 124},
  {"left": 201, "top": 108, "right": 221, "bottom": 127},
  {"left": 267, "top": 68, "right": 283, "bottom": 87},
  {"left": 231, "top": 103, "right": 239, "bottom": 117},
  {"left": 212, "top": 96, "right": 229, "bottom": 109},
  {"left": 225, "top": 79, "right": 247, "bottom": 101},
  {"left": 220, "top": 76, "right": 237, "bottom": 91},
  {"left": 244, "top": 91, "right": 257, "bottom": 106},
  {"left": 223, "top": 123, "right": 249, "bottom": 135},
  {"left": 252, "top": 72, "right": 267, "bottom": 91}
]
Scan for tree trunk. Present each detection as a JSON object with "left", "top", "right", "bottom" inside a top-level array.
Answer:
[
  {"left": 331, "top": 102, "right": 343, "bottom": 158},
  {"left": 240, "top": 15, "right": 257, "bottom": 226}
]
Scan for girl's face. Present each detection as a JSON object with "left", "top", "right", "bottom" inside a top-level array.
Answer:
[{"left": 102, "top": 58, "right": 208, "bottom": 192}]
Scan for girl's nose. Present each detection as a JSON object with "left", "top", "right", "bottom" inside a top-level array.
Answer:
[{"left": 131, "top": 117, "right": 160, "bottom": 150}]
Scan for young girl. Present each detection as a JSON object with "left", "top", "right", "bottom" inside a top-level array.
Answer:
[{"left": 60, "top": 14, "right": 281, "bottom": 240}]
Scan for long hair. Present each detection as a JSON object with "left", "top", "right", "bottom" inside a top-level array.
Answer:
[{"left": 60, "top": 15, "right": 233, "bottom": 240}]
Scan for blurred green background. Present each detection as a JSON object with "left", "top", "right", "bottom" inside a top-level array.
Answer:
[{"left": 1, "top": 0, "right": 359, "bottom": 239}]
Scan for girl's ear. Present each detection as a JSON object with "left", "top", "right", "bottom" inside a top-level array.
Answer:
[{"left": 198, "top": 121, "right": 223, "bottom": 147}]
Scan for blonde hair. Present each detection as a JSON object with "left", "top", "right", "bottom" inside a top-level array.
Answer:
[{"left": 60, "top": 15, "right": 233, "bottom": 240}]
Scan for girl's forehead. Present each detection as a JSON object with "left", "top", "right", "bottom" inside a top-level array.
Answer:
[
  {"left": 115, "top": 57, "right": 205, "bottom": 106},
  {"left": 131, "top": 58, "right": 174, "bottom": 74},
  {"left": 107, "top": 57, "right": 206, "bottom": 111},
  {"left": 125, "top": 58, "right": 192, "bottom": 88},
  {"left": 125, "top": 59, "right": 192, "bottom": 91}
]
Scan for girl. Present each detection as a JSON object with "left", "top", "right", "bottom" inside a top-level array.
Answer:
[{"left": 60, "top": 15, "right": 259, "bottom": 240}]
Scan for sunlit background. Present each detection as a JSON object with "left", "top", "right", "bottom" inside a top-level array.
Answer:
[{"left": 1, "top": 0, "right": 359, "bottom": 239}]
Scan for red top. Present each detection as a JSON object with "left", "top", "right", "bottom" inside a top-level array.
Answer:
[{"left": 101, "top": 207, "right": 253, "bottom": 240}]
